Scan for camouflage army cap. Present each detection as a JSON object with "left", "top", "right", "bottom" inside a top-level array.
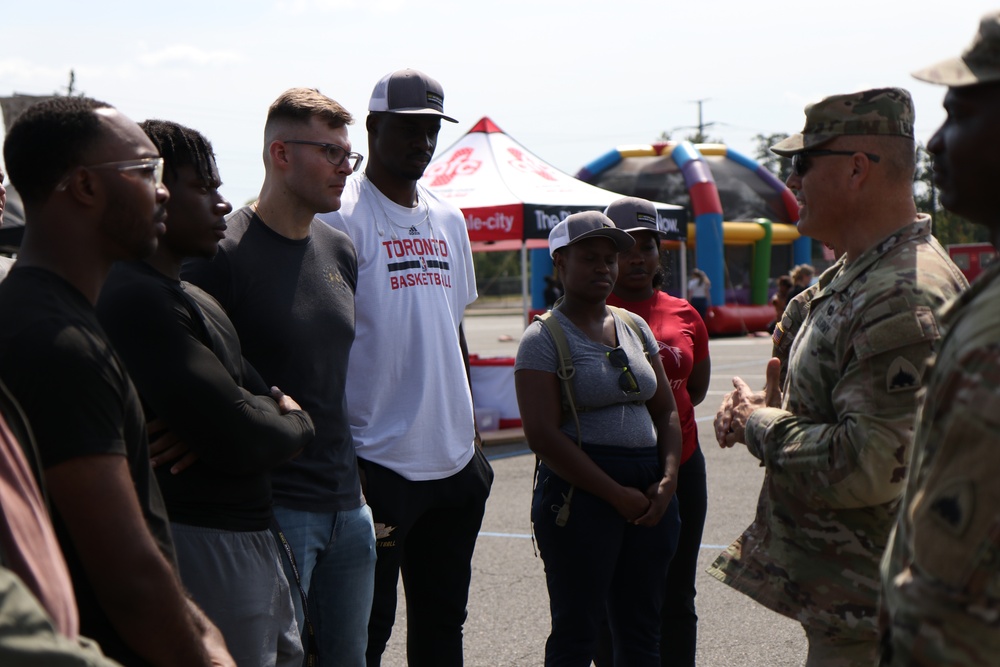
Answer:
[
  {"left": 771, "top": 88, "right": 915, "bottom": 157},
  {"left": 913, "top": 10, "right": 1000, "bottom": 87}
]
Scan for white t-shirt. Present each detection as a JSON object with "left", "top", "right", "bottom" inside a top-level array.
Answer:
[
  {"left": 321, "top": 175, "right": 478, "bottom": 480},
  {"left": 688, "top": 278, "right": 710, "bottom": 299}
]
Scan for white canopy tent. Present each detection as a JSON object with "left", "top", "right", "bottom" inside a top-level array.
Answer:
[{"left": 420, "top": 117, "right": 688, "bottom": 322}]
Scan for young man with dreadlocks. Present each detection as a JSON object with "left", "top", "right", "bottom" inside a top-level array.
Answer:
[{"left": 96, "top": 120, "right": 316, "bottom": 667}]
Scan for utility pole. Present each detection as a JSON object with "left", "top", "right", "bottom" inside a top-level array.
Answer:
[
  {"left": 690, "top": 98, "right": 715, "bottom": 143},
  {"left": 65, "top": 70, "right": 76, "bottom": 96},
  {"left": 668, "top": 99, "right": 717, "bottom": 144}
]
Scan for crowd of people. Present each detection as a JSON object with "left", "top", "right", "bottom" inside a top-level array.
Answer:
[
  {"left": 0, "top": 9, "right": 999, "bottom": 667},
  {"left": 0, "top": 69, "right": 489, "bottom": 667}
]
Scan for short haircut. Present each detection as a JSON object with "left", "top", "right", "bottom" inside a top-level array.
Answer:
[
  {"left": 871, "top": 135, "right": 917, "bottom": 183},
  {"left": 265, "top": 88, "right": 353, "bottom": 133},
  {"left": 3, "top": 96, "right": 112, "bottom": 205},
  {"left": 140, "top": 119, "right": 217, "bottom": 185}
]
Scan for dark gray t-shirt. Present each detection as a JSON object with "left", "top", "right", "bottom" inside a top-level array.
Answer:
[
  {"left": 183, "top": 207, "right": 362, "bottom": 512},
  {"left": 515, "top": 309, "right": 659, "bottom": 448}
]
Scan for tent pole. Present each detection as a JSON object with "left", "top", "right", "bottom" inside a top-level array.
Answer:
[
  {"left": 521, "top": 242, "right": 529, "bottom": 327},
  {"left": 680, "top": 241, "right": 689, "bottom": 299}
]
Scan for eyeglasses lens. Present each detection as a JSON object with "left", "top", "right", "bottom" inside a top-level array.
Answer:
[{"left": 792, "top": 153, "right": 809, "bottom": 177}]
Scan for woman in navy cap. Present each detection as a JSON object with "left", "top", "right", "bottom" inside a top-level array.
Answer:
[{"left": 599, "top": 197, "right": 712, "bottom": 667}]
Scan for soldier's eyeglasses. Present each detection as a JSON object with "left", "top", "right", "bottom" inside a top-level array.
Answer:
[
  {"left": 607, "top": 347, "right": 640, "bottom": 394},
  {"left": 791, "top": 150, "right": 880, "bottom": 178},
  {"left": 284, "top": 140, "right": 364, "bottom": 172}
]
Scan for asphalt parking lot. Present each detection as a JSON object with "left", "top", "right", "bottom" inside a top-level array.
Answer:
[{"left": 380, "top": 312, "right": 807, "bottom": 666}]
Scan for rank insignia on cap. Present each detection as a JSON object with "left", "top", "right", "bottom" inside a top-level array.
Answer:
[{"left": 886, "top": 357, "right": 920, "bottom": 393}]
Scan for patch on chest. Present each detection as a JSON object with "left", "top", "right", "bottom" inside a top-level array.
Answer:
[
  {"left": 927, "top": 480, "right": 974, "bottom": 537},
  {"left": 886, "top": 356, "right": 921, "bottom": 393}
]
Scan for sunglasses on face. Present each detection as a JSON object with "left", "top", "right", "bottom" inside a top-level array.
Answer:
[
  {"left": 284, "top": 140, "right": 364, "bottom": 172},
  {"left": 607, "top": 347, "right": 640, "bottom": 394},
  {"left": 791, "top": 150, "right": 881, "bottom": 178}
]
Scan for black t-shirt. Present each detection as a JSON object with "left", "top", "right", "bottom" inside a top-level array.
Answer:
[
  {"left": 97, "top": 261, "right": 315, "bottom": 531},
  {"left": 183, "top": 207, "right": 363, "bottom": 512},
  {"left": 0, "top": 266, "right": 173, "bottom": 666}
]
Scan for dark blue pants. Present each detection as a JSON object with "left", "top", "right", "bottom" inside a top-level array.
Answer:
[
  {"left": 660, "top": 446, "right": 707, "bottom": 667},
  {"left": 595, "top": 449, "right": 707, "bottom": 667},
  {"left": 532, "top": 445, "right": 681, "bottom": 667}
]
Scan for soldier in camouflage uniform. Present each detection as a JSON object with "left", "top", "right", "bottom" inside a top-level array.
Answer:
[
  {"left": 879, "top": 12, "right": 1000, "bottom": 666},
  {"left": 771, "top": 258, "right": 839, "bottom": 387},
  {"left": 710, "top": 88, "right": 968, "bottom": 667}
]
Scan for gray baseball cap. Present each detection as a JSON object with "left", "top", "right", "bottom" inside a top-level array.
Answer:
[
  {"left": 913, "top": 11, "right": 1000, "bottom": 87},
  {"left": 548, "top": 211, "right": 634, "bottom": 258},
  {"left": 603, "top": 197, "right": 667, "bottom": 237},
  {"left": 368, "top": 69, "right": 458, "bottom": 123}
]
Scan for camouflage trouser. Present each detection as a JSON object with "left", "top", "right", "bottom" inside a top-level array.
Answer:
[{"left": 804, "top": 625, "right": 877, "bottom": 667}]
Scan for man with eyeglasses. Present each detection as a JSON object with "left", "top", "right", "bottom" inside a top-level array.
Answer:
[
  {"left": 710, "top": 88, "right": 966, "bottom": 666},
  {"left": 0, "top": 165, "right": 13, "bottom": 281},
  {"left": 321, "top": 69, "right": 493, "bottom": 666},
  {"left": 879, "top": 12, "right": 1000, "bottom": 666},
  {"left": 0, "top": 96, "right": 234, "bottom": 666},
  {"left": 183, "top": 87, "right": 375, "bottom": 667}
]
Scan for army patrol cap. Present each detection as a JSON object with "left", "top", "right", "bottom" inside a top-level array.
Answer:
[
  {"left": 912, "top": 10, "right": 1000, "bottom": 87},
  {"left": 771, "top": 88, "right": 915, "bottom": 157}
]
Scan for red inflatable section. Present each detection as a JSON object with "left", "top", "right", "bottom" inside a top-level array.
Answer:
[{"left": 703, "top": 304, "right": 774, "bottom": 336}]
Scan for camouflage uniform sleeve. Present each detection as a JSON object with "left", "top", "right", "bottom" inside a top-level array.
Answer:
[
  {"left": 746, "top": 298, "right": 942, "bottom": 509},
  {"left": 0, "top": 567, "right": 123, "bottom": 666},
  {"left": 881, "top": 344, "right": 1000, "bottom": 667}
]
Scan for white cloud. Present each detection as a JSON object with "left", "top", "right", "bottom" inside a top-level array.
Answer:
[
  {"left": 0, "top": 58, "right": 71, "bottom": 85},
  {"left": 137, "top": 45, "right": 242, "bottom": 68}
]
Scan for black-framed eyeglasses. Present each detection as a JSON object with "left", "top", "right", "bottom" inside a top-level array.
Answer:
[
  {"left": 791, "top": 150, "right": 880, "bottom": 178},
  {"left": 607, "top": 347, "right": 640, "bottom": 394},
  {"left": 284, "top": 140, "right": 364, "bottom": 172}
]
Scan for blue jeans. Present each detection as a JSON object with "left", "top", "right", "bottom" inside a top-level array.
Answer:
[
  {"left": 533, "top": 445, "right": 680, "bottom": 667},
  {"left": 272, "top": 504, "right": 376, "bottom": 667}
]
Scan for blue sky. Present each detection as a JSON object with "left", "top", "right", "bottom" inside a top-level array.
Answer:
[{"left": 3, "top": 0, "right": 997, "bottom": 206}]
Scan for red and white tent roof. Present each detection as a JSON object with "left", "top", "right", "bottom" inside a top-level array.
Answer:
[{"left": 421, "top": 117, "right": 686, "bottom": 244}]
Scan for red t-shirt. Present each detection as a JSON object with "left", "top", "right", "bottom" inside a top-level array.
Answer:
[{"left": 607, "top": 291, "right": 709, "bottom": 463}]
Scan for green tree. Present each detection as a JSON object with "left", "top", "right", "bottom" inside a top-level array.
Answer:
[
  {"left": 914, "top": 143, "right": 989, "bottom": 247},
  {"left": 753, "top": 132, "right": 791, "bottom": 181},
  {"left": 655, "top": 128, "right": 724, "bottom": 145}
]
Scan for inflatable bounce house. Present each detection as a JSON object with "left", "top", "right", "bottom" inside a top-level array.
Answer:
[{"left": 577, "top": 142, "right": 811, "bottom": 335}]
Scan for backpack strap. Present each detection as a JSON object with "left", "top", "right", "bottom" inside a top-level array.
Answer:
[
  {"left": 531, "top": 311, "right": 581, "bottom": 527},
  {"left": 607, "top": 305, "right": 648, "bottom": 358},
  {"left": 532, "top": 311, "right": 581, "bottom": 429}
]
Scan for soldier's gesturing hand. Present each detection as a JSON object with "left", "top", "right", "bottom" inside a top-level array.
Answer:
[{"left": 715, "top": 358, "right": 781, "bottom": 448}]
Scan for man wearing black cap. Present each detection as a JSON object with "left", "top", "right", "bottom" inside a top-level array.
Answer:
[
  {"left": 709, "top": 88, "right": 967, "bottom": 666},
  {"left": 879, "top": 12, "right": 1000, "bottom": 666},
  {"left": 322, "top": 69, "right": 493, "bottom": 666}
]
